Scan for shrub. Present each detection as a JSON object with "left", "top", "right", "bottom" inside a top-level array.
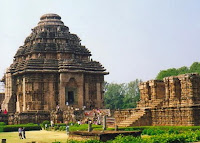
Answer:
[
  {"left": 59, "top": 126, "right": 65, "bottom": 131},
  {"left": 142, "top": 128, "right": 165, "bottom": 135},
  {"left": 54, "top": 123, "right": 66, "bottom": 127},
  {"left": 0, "top": 122, "right": 6, "bottom": 126},
  {"left": 41, "top": 120, "right": 50, "bottom": 129},
  {"left": 106, "top": 135, "right": 147, "bottom": 143},
  {"left": 0, "top": 124, "right": 41, "bottom": 132}
]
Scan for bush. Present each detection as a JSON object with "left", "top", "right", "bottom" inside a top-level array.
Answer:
[
  {"left": 0, "top": 122, "right": 6, "bottom": 126},
  {"left": 49, "top": 124, "right": 102, "bottom": 132},
  {"left": 54, "top": 123, "right": 66, "bottom": 127},
  {"left": 59, "top": 126, "right": 65, "bottom": 131},
  {"left": 41, "top": 120, "right": 50, "bottom": 129},
  {"left": 0, "top": 124, "right": 41, "bottom": 132},
  {"left": 142, "top": 128, "right": 165, "bottom": 135}
]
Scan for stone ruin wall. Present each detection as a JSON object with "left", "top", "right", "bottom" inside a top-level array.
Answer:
[
  {"left": 140, "top": 73, "right": 200, "bottom": 126},
  {"left": 151, "top": 106, "right": 200, "bottom": 126},
  {"left": 114, "top": 73, "right": 200, "bottom": 126}
]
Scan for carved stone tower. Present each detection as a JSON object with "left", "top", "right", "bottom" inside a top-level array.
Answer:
[{"left": 2, "top": 13, "right": 108, "bottom": 113}]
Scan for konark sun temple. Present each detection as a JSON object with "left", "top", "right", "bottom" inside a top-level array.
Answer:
[
  {"left": 0, "top": 13, "right": 108, "bottom": 124},
  {"left": 1, "top": 13, "right": 200, "bottom": 127}
]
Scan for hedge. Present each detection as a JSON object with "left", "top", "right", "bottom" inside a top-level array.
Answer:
[
  {"left": 0, "top": 124, "right": 41, "bottom": 132},
  {"left": 66, "top": 130, "right": 200, "bottom": 143}
]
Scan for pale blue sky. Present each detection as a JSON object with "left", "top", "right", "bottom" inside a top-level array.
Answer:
[{"left": 0, "top": 0, "right": 200, "bottom": 83}]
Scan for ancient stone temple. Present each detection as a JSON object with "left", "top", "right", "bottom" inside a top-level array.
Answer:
[
  {"left": 115, "top": 73, "right": 200, "bottom": 126},
  {"left": 1, "top": 13, "right": 108, "bottom": 124}
]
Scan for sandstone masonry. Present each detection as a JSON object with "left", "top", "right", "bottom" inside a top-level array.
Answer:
[{"left": 115, "top": 73, "right": 200, "bottom": 126}]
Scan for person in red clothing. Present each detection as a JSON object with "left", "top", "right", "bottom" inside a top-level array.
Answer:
[{"left": 3, "top": 109, "right": 7, "bottom": 114}]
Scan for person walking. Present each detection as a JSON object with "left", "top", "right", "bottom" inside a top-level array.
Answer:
[
  {"left": 18, "top": 127, "right": 22, "bottom": 139},
  {"left": 22, "top": 127, "right": 26, "bottom": 139}
]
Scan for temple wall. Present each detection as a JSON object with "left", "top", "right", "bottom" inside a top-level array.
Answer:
[
  {"left": 84, "top": 74, "right": 104, "bottom": 109},
  {"left": 1, "top": 70, "right": 16, "bottom": 112},
  {"left": 8, "top": 111, "right": 50, "bottom": 124},
  {"left": 151, "top": 106, "right": 199, "bottom": 126},
  {"left": 138, "top": 80, "right": 165, "bottom": 108},
  {"left": 116, "top": 73, "right": 200, "bottom": 126},
  {"left": 15, "top": 73, "right": 59, "bottom": 112}
]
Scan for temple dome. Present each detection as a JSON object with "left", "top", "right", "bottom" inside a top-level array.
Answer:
[{"left": 38, "top": 13, "right": 64, "bottom": 26}]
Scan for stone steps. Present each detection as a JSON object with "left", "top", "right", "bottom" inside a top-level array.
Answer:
[
  {"left": 117, "top": 99, "right": 163, "bottom": 127},
  {"left": 117, "top": 110, "right": 145, "bottom": 127},
  {"left": 107, "top": 117, "right": 115, "bottom": 127}
]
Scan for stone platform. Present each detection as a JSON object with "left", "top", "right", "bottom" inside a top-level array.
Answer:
[{"left": 72, "top": 131, "right": 142, "bottom": 142}]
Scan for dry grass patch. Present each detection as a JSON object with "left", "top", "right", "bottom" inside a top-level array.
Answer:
[{"left": 0, "top": 130, "right": 85, "bottom": 143}]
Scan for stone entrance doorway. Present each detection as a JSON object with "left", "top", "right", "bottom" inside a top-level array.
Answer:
[{"left": 68, "top": 91, "right": 74, "bottom": 105}]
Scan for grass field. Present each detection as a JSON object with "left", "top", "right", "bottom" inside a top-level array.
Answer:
[{"left": 0, "top": 130, "right": 84, "bottom": 143}]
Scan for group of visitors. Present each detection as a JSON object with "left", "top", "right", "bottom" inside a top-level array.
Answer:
[{"left": 18, "top": 127, "right": 26, "bottom": 139}]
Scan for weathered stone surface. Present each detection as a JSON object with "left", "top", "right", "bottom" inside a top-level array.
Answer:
[
  {"left": 115, "top": 73, "right": 200, "bottom": 126},
  {"left": 0, "top": 13, "right": 108, "bottom": 124}
]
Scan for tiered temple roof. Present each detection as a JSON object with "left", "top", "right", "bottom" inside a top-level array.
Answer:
[{"left": 10, "top": 13, "right": 107, "bottom": 75}]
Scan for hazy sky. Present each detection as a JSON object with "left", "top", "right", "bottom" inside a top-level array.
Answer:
[{"left": 0, "top": 0, "right": 200, "bottom": 83}]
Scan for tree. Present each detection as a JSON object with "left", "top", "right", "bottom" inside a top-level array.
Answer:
[
  {"left": 156, "top": 62, "right": 200, "bottom": 80},
  {"left": 177, "top": 66, "right": 190, "bottom": 74},
  {"left": 190, "top": 62, "right": 200, "bottom": 73},
  {"left": 122, "top": 79, "right": 142, "bottom": 108},
  {"left": 156, "top": 68, "right": 178, "bottom": 80},
  {"left": 104, "top": 79, "right": 142, "bottom": 109},
  {"left": 104, "top": 83, "right": 125, "bottom": 109}
]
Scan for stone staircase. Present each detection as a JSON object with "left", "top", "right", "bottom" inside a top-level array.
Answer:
[
  {"left": 106, "top": 117, "right": 115, "bottom": 127},
  {"left": 117, "top": 99, "right": 164, "bottom": 127},
  {"left": 117, "top": 109, "right": 146, "bottom": 127}
]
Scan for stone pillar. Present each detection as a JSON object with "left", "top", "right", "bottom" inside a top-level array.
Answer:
[
  {"left": 149, "top": 80, "right": 156, "bottom": 100},
  {"left": 23, "top": 77, "right": 26, "bottom": 111},
  {"left": 88, "top": 122, "right": 92, "bottom": 132},
  {"left": 78, "top": 85, "right": 84, "bottom": 108},
  {"left": 103, "top": 115, "right": 107, "bottom": 130},
  {"left": 77, "top": 74, "right": 84, "bottom": 108},
  {"left": 96, "top": 83, "right": 101, "bottom": 108},
  {"left": 164, "top": 77, "right": 170, "bottom": 107},
  {"left": 85, "top": 83, "right": 89, "bottom": 108},
  {"left": 59, "top": 73, "right": 65, "bottom": 109}
]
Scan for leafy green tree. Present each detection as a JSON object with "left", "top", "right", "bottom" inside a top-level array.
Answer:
[
  {"left": 177, "top": 66, "right": 190, "bottom": 74},
  {"left": 104, "top": 79, "right": 142, "bottom": 109},
  {"left": 156, "top": 68, "right": 178, "bottom": 80},
  {"left": 156, "top": 62, "right": 200, "bottom": 80},
  {"left": 122, "top": 79, "right": 141, "bottom": 108},
  {"left": 104, "top": 83, "right": 125, "bottom": 109},
  {"left": 190, "top": 62, "right": 200, "bottom": 73}
]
